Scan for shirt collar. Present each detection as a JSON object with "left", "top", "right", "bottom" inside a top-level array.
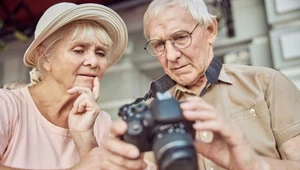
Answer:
[
  {"left": 218, "top": 65, "right": 232, "bottom": 84},
  {"left": 171, "top": 57, "right": 232, "bottom": 97},
  {"left": 205, "top": 57, "right": 223, "bottom": 85}
]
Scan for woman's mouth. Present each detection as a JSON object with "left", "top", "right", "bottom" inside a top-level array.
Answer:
[{"left": 78, "top": 74, "right": 97, "bottom": 78}]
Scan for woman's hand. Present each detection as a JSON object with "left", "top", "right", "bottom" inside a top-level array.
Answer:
[
  {"left": 181, "top": 96, "right": 265, "bottom": 170},
  {"left": 67, "top": 77, "right": 101, "bottom": 158},
  {"left": 67, "top": 77, "right": 100, "bottom": 132}
]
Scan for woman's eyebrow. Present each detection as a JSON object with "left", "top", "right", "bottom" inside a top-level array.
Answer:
[{"left": 71, "top": 41, "right": 109, "bottom": 50}]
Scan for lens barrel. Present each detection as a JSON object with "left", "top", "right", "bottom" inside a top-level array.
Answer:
[{"left": 152, "top": 132, "right": 198, "bottom": 170}]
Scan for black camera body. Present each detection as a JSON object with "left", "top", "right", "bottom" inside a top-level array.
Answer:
[{"left": 119, "top": 92, "right": 198, "bottom": 170}]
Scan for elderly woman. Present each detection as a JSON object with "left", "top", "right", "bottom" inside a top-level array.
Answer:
[{"left": 0, "top": 2, "right": 138, "bottom": 170}]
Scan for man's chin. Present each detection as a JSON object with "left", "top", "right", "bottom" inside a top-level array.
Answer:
[
  {"left": 173, "top": 78, "right": 190, "bottom": 86},
  {"left": 176, "top": 76, "right": 200, "bottom": 86},
  {"left": 170, "top": 73, "right": 190, "bottom": 83}
]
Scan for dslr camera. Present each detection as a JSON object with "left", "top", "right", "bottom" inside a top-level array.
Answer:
[{"left": 118, "top": 91, "right": 198, "bottom": 170}]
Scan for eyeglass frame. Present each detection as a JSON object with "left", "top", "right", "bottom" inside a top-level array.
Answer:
[{"left": 144, "top": 23, "right": 200, "bottom": 57}]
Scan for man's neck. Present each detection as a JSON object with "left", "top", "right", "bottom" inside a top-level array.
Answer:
[{"left": 187, "top": 75, "right": 208, "bottom": 96}]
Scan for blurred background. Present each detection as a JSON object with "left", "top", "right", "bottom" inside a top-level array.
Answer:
[{"left": 1, "top": 0, "right": 300, "bottom": 120}]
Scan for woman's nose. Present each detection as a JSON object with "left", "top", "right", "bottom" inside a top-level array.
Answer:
[{"left": 83, "top": 51, "right": 98, "bottom": 68}]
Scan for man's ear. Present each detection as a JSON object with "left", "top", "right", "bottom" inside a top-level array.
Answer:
[{"left": 207, "top": 17, "right": 218, "bottom": 45}]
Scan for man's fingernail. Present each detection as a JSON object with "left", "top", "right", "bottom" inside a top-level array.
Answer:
[{"left": 129, "top": 149, "right": 139, "bottom": 158}]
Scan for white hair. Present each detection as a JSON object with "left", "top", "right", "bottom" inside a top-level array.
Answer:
[
  {"left": 143, "top": 0, "right": 215, "bottom": 39},
  {"left": 30, "top": 20, "right": 113, "bottom": 84}
]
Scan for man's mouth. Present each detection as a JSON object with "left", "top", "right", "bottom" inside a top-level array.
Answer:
[{"left": 172, "top": 64, "right": 188, "bottom": 70}]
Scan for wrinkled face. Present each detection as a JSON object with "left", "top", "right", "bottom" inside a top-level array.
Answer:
[
  {"left": 146, "top": 6, "right": 216, "bottom": 86},
  {"left": 43, "top": 33, "right": 109, "bottom": 90}
]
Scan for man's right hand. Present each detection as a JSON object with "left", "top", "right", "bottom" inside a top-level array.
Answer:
[{"left": 71, "top": 120, "right": 148, "bottom": 170}]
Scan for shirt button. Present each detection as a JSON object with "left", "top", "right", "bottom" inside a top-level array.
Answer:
[{"left": 250, "top": 108, "right": 256, "bottom": 116}]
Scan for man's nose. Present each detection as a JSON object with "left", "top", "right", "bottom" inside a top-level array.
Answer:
[{"left": 165, "top": 41, "right": 181, "bottom": 61}]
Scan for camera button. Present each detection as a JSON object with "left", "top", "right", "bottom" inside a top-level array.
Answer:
[
  {"left": 199, "top": 131, "right": 214, "bottom": 143},
  {"left": 201, "top": 131, "right": 208, "bottom": 138}
]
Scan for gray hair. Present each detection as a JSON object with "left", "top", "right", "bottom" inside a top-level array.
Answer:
[{"left": 143, "top": 0, "right": 215, "bottom": 39}]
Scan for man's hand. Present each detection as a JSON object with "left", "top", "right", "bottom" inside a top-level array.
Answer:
[
  {"left": 181, "top": 96, "right": 265, "bottom": 170},
  {"left": 98, "top": 120, "right": 147, "bottom": 170}
]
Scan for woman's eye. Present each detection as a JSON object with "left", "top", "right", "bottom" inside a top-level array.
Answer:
[
  {"left": 96, "top": 51, "right": 106, "bottom": 57},
  {"left": 73, "top": 50, "right": 84, "bottom": 54}
]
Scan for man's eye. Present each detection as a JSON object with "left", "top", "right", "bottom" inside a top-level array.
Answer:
[
  {"left": 153, "top": 41, "right": 164, "bottom": 48},
  {"left": 173, "top": 34, "right": 189, "bottom": 41}
]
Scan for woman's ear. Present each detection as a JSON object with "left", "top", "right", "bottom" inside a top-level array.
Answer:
[
  {"left": 37, "top": 46, "right": 51, "bottom": 71},
  {"left": 42, "top": 58, "right": 51, "bottom": 71},
  {"left": 207, "top": 17, "right": 218, "bottom": 45}
]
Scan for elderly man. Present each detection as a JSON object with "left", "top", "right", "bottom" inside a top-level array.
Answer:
[{"left": 100, "top": 0, "right": 300, "bottom": 170}]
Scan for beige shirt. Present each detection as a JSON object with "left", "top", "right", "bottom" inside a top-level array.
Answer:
[{"left": 146, "top": 64, "right": 300, "bottom": 170}]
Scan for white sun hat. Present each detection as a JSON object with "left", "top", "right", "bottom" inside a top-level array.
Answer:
[{"left": 23, "top": 2, "right": 128, "bottom": 68}]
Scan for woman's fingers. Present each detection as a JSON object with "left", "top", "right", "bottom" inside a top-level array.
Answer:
[
  {"left": 67, "top": 77, "right": 100, "bottom": 101},
  {"left": 92, "top": 77, "right": 100, "bottom": 100},
  {"left": 67, "top": 78, "right": 100, "bottom": 115},
  {"left": 70, "top": 93, "right": 95, "bottom": 114},
  {"left": 67, "top": 86, "right": 94, "bottom": 98}
]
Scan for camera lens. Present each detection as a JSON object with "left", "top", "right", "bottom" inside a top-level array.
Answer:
[
  {"left": 152, "top": 131, "right": 198, "bottom": 170},
  {"left": 160, "top": 147, "right": 198, "bottom": 170}
]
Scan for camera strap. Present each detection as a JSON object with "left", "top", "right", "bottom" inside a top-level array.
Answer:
[
  {"left": 131, "top": 74, "right": 176, "bottom": 105},
  {"left": 149, "top": 74, "right": 176, "bottom": 98},
  {"left": 132, "top": 58, "right": 222, "bottom": 105}
]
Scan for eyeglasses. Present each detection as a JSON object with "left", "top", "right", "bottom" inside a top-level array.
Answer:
[{"left": 144, "top": 23, "right": 199, "bottom": 57}]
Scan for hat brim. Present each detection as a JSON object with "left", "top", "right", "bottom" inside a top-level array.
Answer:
[{"left": 24, "top": 3, "right": 128, "bottom": 68}]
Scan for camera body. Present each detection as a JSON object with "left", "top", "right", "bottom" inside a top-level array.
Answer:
[{"left": 119, "top": 92, "right": 198, "bottom": 170}]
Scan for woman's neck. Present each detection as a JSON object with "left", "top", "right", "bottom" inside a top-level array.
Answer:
[{"left": 28, "top": 82, "right": 76, "bottom": 128}]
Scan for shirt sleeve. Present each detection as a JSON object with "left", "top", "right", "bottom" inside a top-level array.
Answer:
[
  {"left": 0, "top": 89, "right": 19, "bottom": 158},
  {"left": 266, "top": 71, "right": 300, "bottom": 146}
]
